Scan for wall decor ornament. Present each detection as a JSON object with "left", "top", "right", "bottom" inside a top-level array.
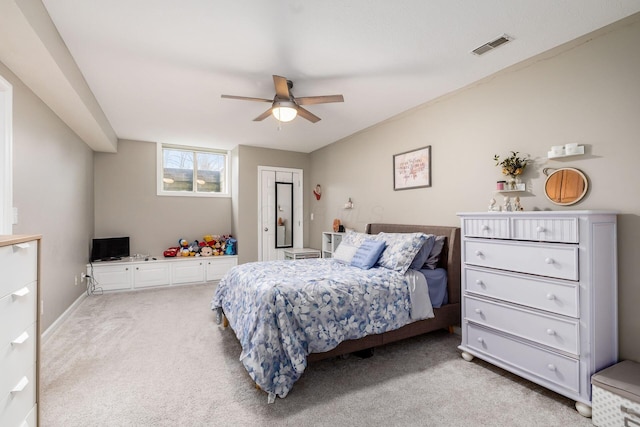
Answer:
[
  {"left": 313, "top": 184, "right": 322, "bottom": 200},
  {"left": 393, "top": 145, "right": 431, "bottom": 190}
]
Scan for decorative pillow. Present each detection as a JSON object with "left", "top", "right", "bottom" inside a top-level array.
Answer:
[
  {"left": 351, "top": 239, "right": 386, "bottom": 270},
  {"left": 424, "top": 235, "right": 446, "bottom": 269},
  {"left": 376, "top": 232, "right": 428, "bottom": 275},
  {"left": 409, "top": 234, "right": 436, "bottom": 270},
  {"left": 341, "top": 230, "right": 371, "bottom": 247},
  {"left": 332, "top": 243, "right": 359, "bottom": 264}
]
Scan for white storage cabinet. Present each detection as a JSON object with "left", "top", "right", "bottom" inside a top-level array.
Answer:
[
  {"left": 88, "top": 255, "right": 238, "bottom": 292},
  {"left": 457, "top": 211, "right": 618, "bottom": 417},
  {"left": 321, "top": 232, "right": 344, "bottom": 258},
  {"left": 1, "top": 235, "right": 41, "bottom": 427}
]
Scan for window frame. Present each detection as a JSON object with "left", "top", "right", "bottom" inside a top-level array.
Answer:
[{"left": 156, "top": 143, "right": 230, "bottom": 198}]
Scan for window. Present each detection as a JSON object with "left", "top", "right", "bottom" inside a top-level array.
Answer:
[{"left": 157, "top": 144, "right": 229, "bottom": 197}]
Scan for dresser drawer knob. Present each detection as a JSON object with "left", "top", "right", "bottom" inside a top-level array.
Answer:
[
  {"left": 546, "top": 293, "right": 556, "bottom": 300},
  {"left": 536, "top": 226, "right": 546, "bottom": 232},
  {"left": 547, "top": 364, "right": 556, "bottom": 371},
  {"left": 11, "top": 331, "right": 29, "bottom": 345},
  {"left": 474, "top": 308, "right": 483, "bottom": 315},
  {"left": 476, "top": 337, "right": 485, "bottom": 344},
  {"left": 475, "top": 279, "right": 485, "bottom": 287},
  {"left": 11, "top": 376, "right": 29, "bottom": 393},
  {"left": 546, "top": 329, "right": 556, "bottom": 336},
  {"left": 482, "top": 225, "right": 490, "bottom": 231},
  {"left": 12, "top": 287, "right": 30, "bottom": 298},
  {"left": 475, "top": 250, "right": 483, "bottom": 257},
  {"left": 545, "top": 258, "right": 554, "bottom": 264}
]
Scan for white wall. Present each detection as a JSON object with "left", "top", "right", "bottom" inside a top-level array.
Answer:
[
  {"left": 1, "top": 60, "right": 94, "bottom": 331},
  {"left": 309, "top": 14, "right": 640, "bottom": 360}
]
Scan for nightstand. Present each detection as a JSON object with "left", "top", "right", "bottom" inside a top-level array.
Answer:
[{"left": 283, "top": 248, "right": 321, "bottom": 260}]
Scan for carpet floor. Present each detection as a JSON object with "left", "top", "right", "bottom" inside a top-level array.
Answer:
[{"left": 40, "top": 283, "right": 592, "bottom": 426}]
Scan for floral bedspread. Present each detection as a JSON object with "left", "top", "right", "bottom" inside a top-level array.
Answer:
[{"left": 210, "top": 258, "right": 415, "bottom": 399}]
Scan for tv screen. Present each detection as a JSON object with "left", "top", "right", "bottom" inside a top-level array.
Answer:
[{"left": 91, "top": 237, "right": 130, "bottom": 262}]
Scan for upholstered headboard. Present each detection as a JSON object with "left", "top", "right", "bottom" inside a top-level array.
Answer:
[{"left": 365, "top": 223, "right": 461, "bottom": 305}]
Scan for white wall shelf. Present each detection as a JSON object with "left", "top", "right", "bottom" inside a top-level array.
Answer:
[
  {"left": 496, "top": 183, "right": 526, "bottom": 192},
  {"left": 547, "top": 145, "right": 584, "bottom": 158}
]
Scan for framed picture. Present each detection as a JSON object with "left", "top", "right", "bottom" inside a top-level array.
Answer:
[{"left": 393, "top": 146, "right": 431, "bottom": 190}]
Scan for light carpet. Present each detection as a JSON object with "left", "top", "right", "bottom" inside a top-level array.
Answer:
[{"left": 41, "top": 283, "right": 592, "bottom": 426}]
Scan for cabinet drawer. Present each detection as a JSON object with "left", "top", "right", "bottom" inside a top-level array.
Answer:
[
  {"left": 465, "top": 296, "right": 579, "bottom": 354},
  {"left": 462, "top": 218, "right": 509, "bottom": 239},
  {"left": 465, "top": 323, "right": 579, "bottom": 393},
  {"left": 464, "top": 267, "right": 579, "bottom": 318},
  {"left": 134, "top": 263, "right": 170, "bottom": 288},
  {"left": 0, "top": 241, "right": 37, "bottom": 298},
  {"left": 91, "top": 264, "right": 133, "bottom": 291},
  {"left": 205, "top": 258, "right": 237, "bottom": 281},
  {"left": 0, "top": 281, "right": 37, "bottom": 348},
  {"left": 1, "top": 323, "right": 37, "bottom": 390},
  {"left": 511, "top": 217, "right": 578, "bottom": 243},
  {"left": 0, "top": 361, "right": 36, "bottom": 427},
  {"left": 171, "top": 261, "right": 205, "bottom": 284},
  {"left": 464, "top": 240, "right": 579, "bottom": 281}
]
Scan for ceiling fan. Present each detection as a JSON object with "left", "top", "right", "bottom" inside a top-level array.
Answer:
[{"left": 221, "top": 75, "right": 344, "bottom": 123}]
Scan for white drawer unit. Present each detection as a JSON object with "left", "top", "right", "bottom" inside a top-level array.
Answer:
[
  {"left": 87, "top": 255, "right": 238, "bottom": 291},
  {"left": 458, "top": 211, "right": 618, "bottom": 418},
  {"left": 0, "top": 235, "right": 41, "bottom": 427}
]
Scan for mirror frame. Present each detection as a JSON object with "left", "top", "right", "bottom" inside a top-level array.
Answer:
[
  {"left": 544, "top": 167, "right": 589, "bottom": 206},
  {"left": 275, "top": 181, "right": 293, "bottom": 248}
]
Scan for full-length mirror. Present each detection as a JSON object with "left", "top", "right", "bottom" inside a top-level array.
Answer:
[
  {"left": 275, "top": 182, "right": 293, "bottom": 248},
  {"left": 544, "top": 167, "right": 588, "bottom": 206}
]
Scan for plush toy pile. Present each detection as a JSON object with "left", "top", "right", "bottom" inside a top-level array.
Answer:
[{"left": 163, "top": 234, "right": 237, "bottom": 257}]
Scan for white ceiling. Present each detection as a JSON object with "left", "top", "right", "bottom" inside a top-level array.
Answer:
[{"left": 31, "top": 1, "right": 640, "bottom": 153}]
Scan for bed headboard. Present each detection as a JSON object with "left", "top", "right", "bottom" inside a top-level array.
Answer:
[{"left": 365, "top": 223, "right": 461, "bottom": 305}]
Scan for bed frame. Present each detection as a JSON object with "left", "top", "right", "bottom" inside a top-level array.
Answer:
[{"left": 307, "top": 223, "right": 461, "bottom": 362}]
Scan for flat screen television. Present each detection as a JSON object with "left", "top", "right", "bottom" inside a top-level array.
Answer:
[{"left": 91, "top": 237, "right": 130, "bottom": 262}]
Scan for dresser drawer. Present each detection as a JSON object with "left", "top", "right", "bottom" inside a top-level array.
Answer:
[
  {"left": 0, "top": 362, "right": 36, "bottom": 427},
  {"left": 0, "top": 323, "right": 37, "bottom": 387},
  {"left": 464, "top": 239, "right": 579, "bottom": 281},
  {"left": 0, "top": 240, "right": 37, "bottom": 298},
  {"left": 465, "top": 323, "right": 580, "bottom": 393},
  {"left": 464, "top": 267, "right": 579, "bottom": 318},
  {"left": 462, "top": 217, "right": 510, "bottom": 239},
  {"left": 0, "top": 281, "right": 37, "bottom": 348},
  {"left": 465, "top": 296, "right": 579, "bottom": 354},
  {"left": 511, "top": 217, "right": 579, "bottom": 243}
]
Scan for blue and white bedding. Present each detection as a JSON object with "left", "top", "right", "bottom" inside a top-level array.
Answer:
[{"left": 211, "top": 258, "right": 435, "bottom": 399}]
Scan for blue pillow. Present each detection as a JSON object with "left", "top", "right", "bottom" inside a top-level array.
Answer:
[
  {"left": 351, "top": 239, "right": 386, "bottom": 270},
  {"left": 409, "top": 234, "right": 436, "bottom": 270}
]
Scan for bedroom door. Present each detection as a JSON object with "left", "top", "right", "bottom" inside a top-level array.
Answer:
[{"left": 258, "top": 167, "right": 303, "bottom": 261}]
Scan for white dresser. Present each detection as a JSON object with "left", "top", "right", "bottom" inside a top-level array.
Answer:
[
  {"left": 1, "top": 235, "right": 41, "bottom": 427},
  {"left": 457, "top": 211, "right": 617, "bottom": 417}
]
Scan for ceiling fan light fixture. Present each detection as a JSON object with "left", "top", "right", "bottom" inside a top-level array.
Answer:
[{"left": 272, "top": 101, "right": 298, "bottom": 122}]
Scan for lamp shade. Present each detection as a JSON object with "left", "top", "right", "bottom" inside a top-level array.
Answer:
[{"left": 272, "top": 101, "right": 298, "bottom": 122}]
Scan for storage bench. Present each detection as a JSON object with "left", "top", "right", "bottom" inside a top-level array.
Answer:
[{"left": 592, "top": 360, "right": 640, "bottom": 426}]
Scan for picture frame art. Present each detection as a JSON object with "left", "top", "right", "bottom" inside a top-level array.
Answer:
[{"left": 393, "top": 145, "right": 431, "bottom": 190}]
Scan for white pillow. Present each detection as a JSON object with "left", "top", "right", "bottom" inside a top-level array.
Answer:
[
  {"left": 332, "top": 243, "right": 359, "bottom": 264},
  {"left": 376, "top": 232, "right": 428, "bottom": 275}
]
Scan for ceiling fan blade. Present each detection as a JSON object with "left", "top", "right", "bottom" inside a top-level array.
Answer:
[
  {"left": 296, "top": 106, "right": 321, "bottom": 123},
  {"left": 253, "top": 107, "right": 274, "bottom": 121},
  {"left": 221, "top": 94, "right": 272, "bottom": 103},
  {"left": 273, "top": 75, "right": 291, "bottom": 99},
  {"left": 295, "top": 95, "right": 344, "bottom": 106}
]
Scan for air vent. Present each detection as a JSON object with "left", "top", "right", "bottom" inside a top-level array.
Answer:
[{"left": 472, "top": 34, "right": 513, "bottom": 56}]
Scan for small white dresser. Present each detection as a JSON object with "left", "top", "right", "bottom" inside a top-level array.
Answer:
[
  {"left": 457, "top": 211, "right": 617, "bottom": 417},
  {"left": 1, "top": 234, "right": 41, "bottom": 427}
]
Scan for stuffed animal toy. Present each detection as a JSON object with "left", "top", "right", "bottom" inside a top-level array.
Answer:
[
  {"left": 163, "top": 247, "right": 179, "bottom": 257},
  {"left": 225, "top": 238, "right": 237, "bottom": 255},
  {"left": 188, "top": 240, "right": 200, "bottom": 256},
  {"left": 200, "top": 246, "right": 213, "bottom": 257}
]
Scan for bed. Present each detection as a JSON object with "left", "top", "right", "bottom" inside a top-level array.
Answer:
[{"left": 211, "top": 223, "right": 461, "bottom": 402}]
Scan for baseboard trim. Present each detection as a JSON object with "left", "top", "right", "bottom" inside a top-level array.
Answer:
[{"left": 42, "top": 291, "right": 88, "bottom": 344}]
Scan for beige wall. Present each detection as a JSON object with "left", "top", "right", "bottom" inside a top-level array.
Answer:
[
  {"left": 94, "top": 139, "right": 232, "bottom": 255},
  {"left": 309, "top": 15, "right": 640, "bottom": 360},
  {"left": 234, "top": 145, "right": 310, "bottom": 264},
  {"left": 2, "top": 61, "right": 94, "bottom": 331}
]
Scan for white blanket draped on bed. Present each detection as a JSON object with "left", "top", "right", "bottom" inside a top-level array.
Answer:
[{"left": 211, "top": 258, "right": 434, "bottom": 399}]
